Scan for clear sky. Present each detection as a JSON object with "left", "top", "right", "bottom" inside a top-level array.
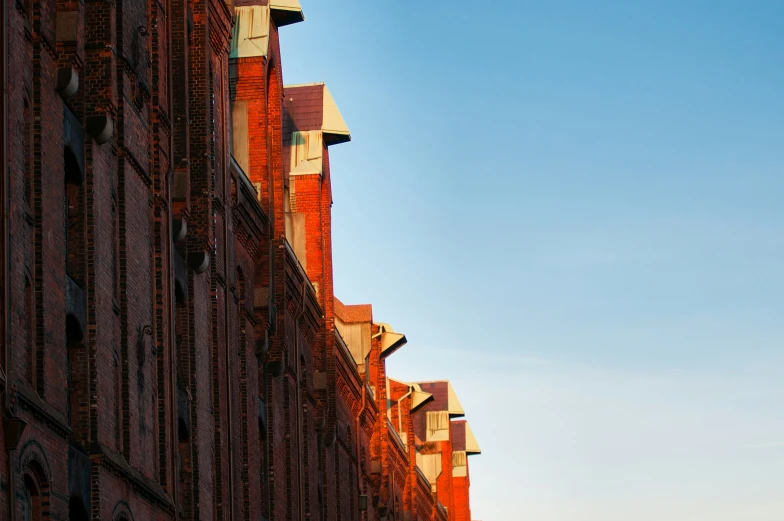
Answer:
[{"left": 281, "top": 2, "right": 784, "bottom": 520}]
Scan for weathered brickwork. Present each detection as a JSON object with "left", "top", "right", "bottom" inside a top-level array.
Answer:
[{"left": 1, "top": 1, "right": 482, "bottom": 520}]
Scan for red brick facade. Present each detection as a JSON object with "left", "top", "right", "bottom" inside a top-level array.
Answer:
[{"left": 0, "top": 1, "right": 481, "bottom": 520}]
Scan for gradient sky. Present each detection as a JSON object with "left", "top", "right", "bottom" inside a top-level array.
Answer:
[{"left": 280, "top": 2, "right": 784, "bottom": 520}]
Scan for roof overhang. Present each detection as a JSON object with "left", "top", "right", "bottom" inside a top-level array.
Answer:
[
  {"left": 270, "top": 0, "right": 305, "bottom": 27},
  {"left": 446, "top": 382, "right": 465, "bottom": 418},
  {"left": 407, "top": 383, "right": 435, "bottom": 412},
  {"left": 322, "top": 86, "right": 351, "bottom": 144},
  {"left": 374, "top": 323, "right": 406, "bottom": 358},
  {"left": 411, "top": 390, "right": 434, "bottom": 412},
  {"left": 464, "top": 421, "right": 481, "bottom": 455}
]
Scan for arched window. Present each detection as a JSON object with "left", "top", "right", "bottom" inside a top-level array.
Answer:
[
  {"left": 64, "top": 145, "right": 84, "bottom": 282},
  {"left": 22, "top": 474, "right": 42, "bottom": 521},
  {"left": 64, "top": 140, "right": 85, "bottom": 435}
]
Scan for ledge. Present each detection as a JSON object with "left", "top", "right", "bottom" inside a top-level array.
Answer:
[
  {"left": 17, "top": 387, "right": 72, "bottom": 439},
  {"left": 92, "top": 443, "right": 175, "bottom": 513}
]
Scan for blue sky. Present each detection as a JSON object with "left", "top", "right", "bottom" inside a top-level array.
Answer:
[{"left": 281, "top": 2, "right": 784, "bottom": 519}]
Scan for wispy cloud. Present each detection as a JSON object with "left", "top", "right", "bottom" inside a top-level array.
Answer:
[{"left": 744, "top": 440, "right": 784, "bottom": 449}]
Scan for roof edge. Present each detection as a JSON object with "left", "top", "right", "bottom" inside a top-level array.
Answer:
[{"left": 270, "top": 0, "right": 304, "bottom": 27}]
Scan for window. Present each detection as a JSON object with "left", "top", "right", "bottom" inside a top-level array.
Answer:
[
  {"left": 23, "top": 97, "right": 32, "bottom": 206},
  {"left": 111, "top": 200, "right": 119, "bottom": 303},
  {"left": 69, "top": 497, "right": 89, "bottom": 521},
  {"left": 115, "top": 356, "right": 122, "bottom": 451},
  {"left": 66, "top": 323, "right": 79, "bottom": 425},
  {"left": 22, "top": 481, "right": 32, "bottom": 521},
  {"left": 64, "top": 147, "right": 83, "bottom": 279},
  {"left": 22, "top": 475, "right": 41, "bottom": 521},
  {"left": 25, "top": 275, "right": 36, "bottom": 390}
]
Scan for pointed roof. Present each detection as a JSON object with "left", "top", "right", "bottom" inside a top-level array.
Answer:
[
  {"left": 417, "top": 381, "right": 465, "bottom": 418},
  {"left": 334, "top": 297, "right": 372, "bottom": 324},
  {"left": 284, "top": 83, "right": 351, "bottom": 145}
]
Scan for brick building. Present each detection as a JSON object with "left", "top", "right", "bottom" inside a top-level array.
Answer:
[{"left": 0, "top": 0, "right": 482, "bottom": 519}]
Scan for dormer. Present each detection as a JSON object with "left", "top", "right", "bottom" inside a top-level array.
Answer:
[
  {"left": 334, "top": 297, "right": 373, "bottom": 366},
  {"left": 417, "top": 381, "right": 466, "bottom": 419},
  {"left": 284, "top": 83, "right": 351, "bottom": 156}
]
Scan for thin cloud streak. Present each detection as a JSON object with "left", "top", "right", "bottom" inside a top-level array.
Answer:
[{"left": 744, "top": 440, "right": 784, "bottom": 449}]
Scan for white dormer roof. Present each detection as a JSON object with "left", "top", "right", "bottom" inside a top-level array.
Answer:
[
  {"left": 270, "top": 0, "right": 305, "bottom": 27},
  {"left": 447, "top": 382, "right": 465, "bottom": 418},
  {"left": 373, "top": 323, "right": 407, "bottom": 358},
  {"left": 284, "top": 83, "right": 352, "bottom": 145},
  {"left": 464, "top": 421, "right": 481, "bottom": 455},
  {"left": 322, "top": 86, "right": 351, "bottom": 143}
]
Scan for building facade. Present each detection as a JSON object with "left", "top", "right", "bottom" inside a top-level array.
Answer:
[{"left": 0, "top": 0, "right": 482, "bottom": 520}]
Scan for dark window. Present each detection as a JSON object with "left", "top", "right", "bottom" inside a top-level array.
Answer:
[
  {"left": 23, "top": 98, "right": 32, "bottom": 205},
  {"left": 25, "top": 275, "right": 36, "bottom": 390},
  {"left": 115, "top": 357, "right": 122, "bottom": 451},
  {"left": 69, "top": 497, "right": 88, "bottom": 521},
  {"left": 64, "top": 148, "right": 82, "bottom": 279},
  {"left": 111, "top": 201, "right": 119, "bottom": 303},
  {"left": 22, "top": 475, "right": 41, "bottom": 521}
]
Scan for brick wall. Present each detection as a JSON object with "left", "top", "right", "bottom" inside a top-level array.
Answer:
[
  {"left": 2, "top": 1, "right": 482, "bottom": 520},
  {"left": 0, "top": 0, "right": 267, "bottom": 518}
]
